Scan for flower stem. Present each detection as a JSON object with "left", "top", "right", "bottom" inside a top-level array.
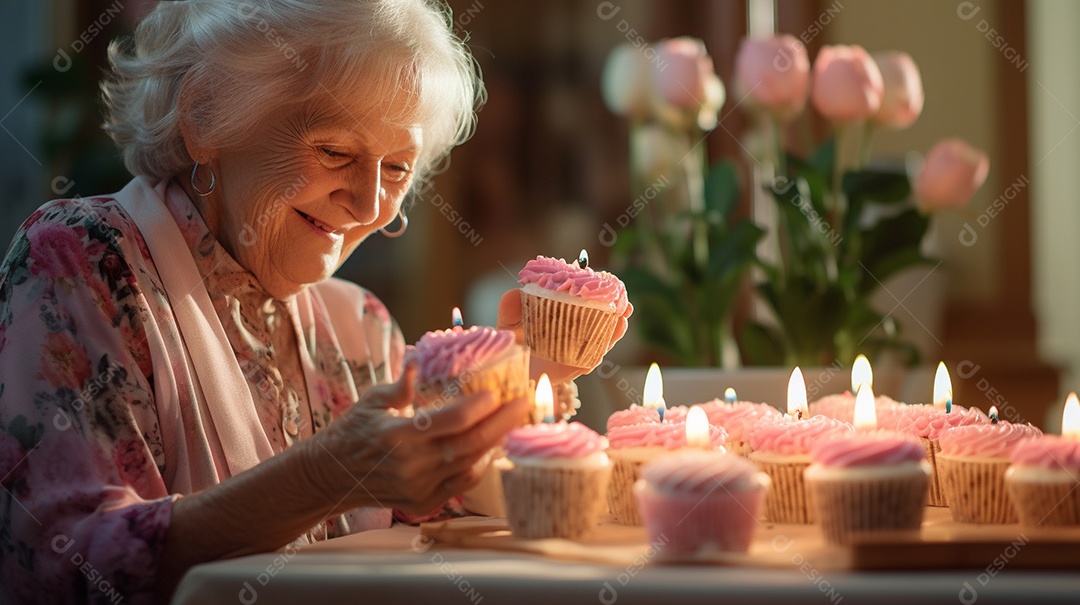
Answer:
[
  {"left": 684, "top": 127, "right": 708, "bottom": 269},
  {"left": 857, "top": 121, "right": 874, "bottom": 168},
  {"left": 830, "top": 123, "right": 845, "bottom": 234}
]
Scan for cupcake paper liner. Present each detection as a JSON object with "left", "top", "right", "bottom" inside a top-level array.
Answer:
[
  {"left": 805, "top": 471, "right": 929, "bottom": 544},
  {"left": 415, "top": 344, "right": 531, "bottom": 410},
  {"left": 607, "top": 456, "right": 646, "bottom": 525},
  {"left": 748, "top": 454, "right": 813, "bottom": 524},
  {"left": 920, "top": 437, "right": 947, "bottom": 507},
  {"left": 520, "top": 290, "right": 618, "bottom": 369},
  {"left": 634, "top": 479, "right": 767, "bottom": 555},
  {"left": 937, "top": 455, "right": 1015, "bottom": 523},
  {"left": 1005, "top": 476, "right": 1080, "bottom": 527},
  {"left": 500, "top": 463, "right": 611, "bottom": 540}
]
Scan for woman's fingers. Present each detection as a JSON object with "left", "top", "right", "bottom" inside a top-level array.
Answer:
[
  {"left": 361, "top": 362, "right": 417, "bottom": 410},
  {"left": 495, "top": 289, "right": 524, "bottom": 344},
  {"left": 416, "top": 390, "right": 500, "bottom": 439},
  {"left": 435, "top": 395, "right": 530, "bottom": 462}
]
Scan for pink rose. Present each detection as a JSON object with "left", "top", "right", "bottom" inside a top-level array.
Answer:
[
  {"left": 873, "top": 51, "right": 924, "bottom": 129},
  {"left": 38, "top": 332, "right": 93, "bottom": 390},
  {"left": 601, "top": 44, "right": 654, "bottom": 119},
  {"left": 734, "top": 35, "right": 810, "bottom": 119},
  {"left": 653, "top": 37, "right": 725, "bottom": 128},
  {"left": 113, "top": 438, "right": 149, "bottom": 486},
  {"left": 27, "top": 222, "right": 86, "bottom": 280},
  {"left": 810, "top": 45, "right": 884, "bottom": 122},
  {"left": 915, "top": 138, "right": 990, "bottom": 211}
]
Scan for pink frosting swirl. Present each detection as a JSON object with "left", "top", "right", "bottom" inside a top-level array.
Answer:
[
  {"left": 895, "top": 404, "right": 988, "bottom": 440},
  {"left": 937, "top": 422, "right": 1043, "bottom": 459},
  {"left": 407, "top": 326, "right": 516, "bottom": 382},
  {"left": 811, "top": 434, "right": 926, "bottom": 467},
  {"left": 641, "top": 451, "right": 763, "bottom": 494},
  {"left": 663, "top": 405, "right": 689, "bottom": 424},
  {"left": 1010, "top": 436, "right": 1080, "bottom": 471},
  {"left": 606, "top": 421, "right": 727, "bottom": 450},
  {"left": 810, "top": 393, "right": 906, "bottom": 429},
  {"left": 505, "top": 421, "right": 606, "bottom": 460},
  {"left": 518, "top": 256, "right": 631, "bottom": 317},
  {"left": 698, "top": 400, "right": 782, "bottom": 443},
  {"left": 606, "top": 405, "right": 661, "bottom": 431},
  {"left": 749, "top": 415, "right": 854, "bottom": 456}
]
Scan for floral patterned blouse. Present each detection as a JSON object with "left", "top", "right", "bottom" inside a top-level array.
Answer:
[{"left": 0, "top": 178, "right": 449, "bottom": 603}]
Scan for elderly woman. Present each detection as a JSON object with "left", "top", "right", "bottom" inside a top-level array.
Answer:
[{"left": 0, "top": 0, "right": 625, "bottom": 602}]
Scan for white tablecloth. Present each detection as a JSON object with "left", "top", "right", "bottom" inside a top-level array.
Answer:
[{"left": 172, "top": 520, "right": 1080, "bottom": 605}]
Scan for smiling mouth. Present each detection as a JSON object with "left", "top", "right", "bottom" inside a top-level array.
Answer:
[{"left": 296, "top": 210, "right": 336, "bottom": 234}]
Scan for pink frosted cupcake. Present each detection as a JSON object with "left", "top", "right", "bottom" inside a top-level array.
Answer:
[
  {"left": 894, "top": 404, "right": 988, "bottom": 506},
  {"left": 810, "top": 393, "right": 905, "bottom": 428},
  {"left": 606, "top": 404, "right": 661, "bottom": 431},
  {"left": 805, "top": 434, "right": 930, "bottom": 544},
  {"left": 517, "top": 255, "right": 632, "bottom": 369},
  {"left": 605, "top": 421, "right": 727, "bottom": 525},
  {"left": 500, "top": 421, "right": 611, "bottom": 539},
  {"left": 937, "top": 422, "right": 1043, "bottom": 523},
  {"left": 407, "top": 325, "right": 530, "bottom": 411},
  {"left": 698, "top": 399, "right": 782, "bottom": 456},
  {"left": 748, "top": 416, "right": 854, "bottom": 523},
  {"left": 1005, "top": 436, "right": 1080, "bottom": 527},
  {"left": 634, "top": 451, "right": 770, "bottom": 556}
]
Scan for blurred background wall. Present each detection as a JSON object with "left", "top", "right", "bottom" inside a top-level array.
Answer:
[{"left": 0, "top": 0, "right": 1074, "bottom": 429}]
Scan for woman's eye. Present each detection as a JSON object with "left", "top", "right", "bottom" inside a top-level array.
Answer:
[
  {"left": 319, "top": 148, "right": 351, "bottom": 164},
  {"left": 383, "top": 163, "right": 412, "bottom": 182}
]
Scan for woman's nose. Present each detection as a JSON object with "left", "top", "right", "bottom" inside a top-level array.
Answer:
[{"left": 334, "top": 161, "right": 382, "bottom": 225}]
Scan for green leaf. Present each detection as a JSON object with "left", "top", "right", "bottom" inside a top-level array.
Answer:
[
  {"left": 741, "top": 322, "right": 786, "bottom": 366},
  {"left": 860, "top": 208, "right": 930, "bottom": 277},
  {"left": 703, "top": 160, "right": 740, "bottom": 219},
  {"left": 842, "top": 169, "right": 911, "bottom": 206},
  {"left": 810, "top": 138, "right": 836, "bottom": 185}
]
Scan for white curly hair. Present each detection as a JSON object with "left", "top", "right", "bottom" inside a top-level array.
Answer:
[{"left": 102, "top": 0, "right": 484, "bottom": 184}]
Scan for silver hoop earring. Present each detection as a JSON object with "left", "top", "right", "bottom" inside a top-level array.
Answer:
[
  {"left": 380, "top": 210, "right": 408, "bottom": 238},
  {"left": 190, "top": 161, "right": 216, "bottom": 197}
]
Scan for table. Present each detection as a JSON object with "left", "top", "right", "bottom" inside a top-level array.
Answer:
[{"left": 172, "top": 511, "right": 1080, "bottom": 605}]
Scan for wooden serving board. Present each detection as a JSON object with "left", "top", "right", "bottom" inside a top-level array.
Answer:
[{"left": 419, "top": 507, "right": 1080, "bottom": 570}]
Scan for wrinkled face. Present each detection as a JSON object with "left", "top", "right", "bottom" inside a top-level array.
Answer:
[{"left": 201, "top": 95, "right": 422, "bottom": 299}]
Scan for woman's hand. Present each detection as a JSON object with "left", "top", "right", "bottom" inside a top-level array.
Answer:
[
  {"left": 496, "top": 289, "right": 628, "bottom": 383},
  {"left": 301, "top": 362, "right": 530, "bottom": 515}
]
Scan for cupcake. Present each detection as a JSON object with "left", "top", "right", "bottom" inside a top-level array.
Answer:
[
  {"left": 634, "top": 451, "right": 770, "bottom": 556},
  {"left": 406, "top": 324, "right": 530, "bottom": 410},
  {"left": 605, "top": 420, "right": 727, "bottom": 525},
  {"left": 698, "top": 399, "right": 782, "bottom": 456},
  {"left": 748, "top": 415, "right": 854, "bottom": 523},
  {"left": 804, "top": 434, "right": 930, "bottom": 544},
  {"left": 500, "top": 421, "right": 611, "bottom": 539},
  {"left": 1005, "top": 436, "right": 1080, "bottom": 527},
  {"left": 937, "top": 422, "right": 1043, "bottom": 523},
  {"left": 894, "top": 404, "right": 988, "bottom": 506},
  {"left": 517, "top": 255, "right": 632, "bottom": 369},
  {"left": 810, "top": 393, "right": 905, "bottom": 429},
  {"left": 606, "top": 404, "right": 661, "bottom": 431}
]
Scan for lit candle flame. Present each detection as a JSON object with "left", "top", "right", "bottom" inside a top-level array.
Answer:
[
  {"left": 787, "top": 367, "right": 808, "bottom": 420},
  {"left": 851, "top": 354, "right": 873, "bottom": 394},
  {"left": 1063, "top": 392, "right": 1080, "bottom": 440},
  {"left": 989, "top": 405, "right": 999, "bottom": 424},
  {"left": 724, "top": 387, "right": 737, "bottom": 403},
  {"left": 853, "top": 384, "right": 878, "bottom": 431},
  {"left": 577, "top": 249, "right": 589, "bottom": 269},
  {"left": 451, "top": 306, "right": 463, "bottom": 328},
  {"left": 535, "top": 373, "right": 554, "bottom": 423},
  {"left": 685, "top": 406, "right": 711, "bottom": 449},
  {"left": 644, "top": 363, "right": 666, "bottom": 421},
  {"left": 933, "top": 362, "right": 952, "bottom": 410}
]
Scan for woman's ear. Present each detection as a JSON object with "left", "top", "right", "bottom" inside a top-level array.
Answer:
[{"left": 177, "top": 70, "right": 213, "bottom": 164}]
